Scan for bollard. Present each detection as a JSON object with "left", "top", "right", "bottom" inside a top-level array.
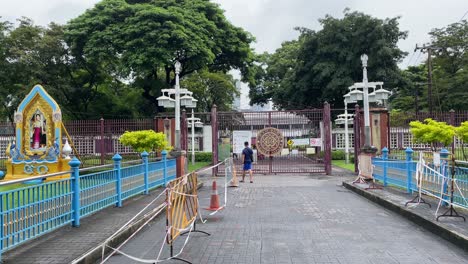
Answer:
[
  {"left": 142, "top": 151, "right": 149, "bottom": 195},
  {"left": 162, "top": 150, "right": 168, "bottom": 186},
  {"left": 440, "top": 148, "right": 449, "bottom": 206},
  {"left": 69, "top": 157, "right": 81, "bottom": 227},
  {"left": 405, "top": 147, "right": 413, "bottom": 193},
  {"left": 113, "top": 154, "right": 122, "bottom": 207},
  {"left": 382, "top": 147, "right": 388, "bottom": 187}
]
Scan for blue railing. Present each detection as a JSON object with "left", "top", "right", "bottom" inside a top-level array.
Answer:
[
  {"left": 0, "top": 150, "right": 175, "bottom": 260},
  {"left": 372, "top": 147, "right": 467, "bottom": 209}
]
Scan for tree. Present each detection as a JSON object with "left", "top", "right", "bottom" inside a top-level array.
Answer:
[
  {"left": 390, "top": 65, "right": 427, "bottom": 112},
  {"left": 409, "top": 118, "right": 454, "bottom": 151},
  {"left": 181, "top": 71, "right": 238, "bottom": 112},
  {"left": 250, "top": 11, "right": 407, "bottom": 110},
  {"left": 65, "top": 0, "right": 255, "bottom": 112},
  {"left": 428, "top": 20, "right": 468, "bottom": 111},
  {"left": 119, "top": 130, "right": 171, "bottom": 153}
]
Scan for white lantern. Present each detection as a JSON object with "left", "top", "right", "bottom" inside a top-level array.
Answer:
[
  {"left": 375, "top": 88, "right": 391, "bottom": 100},
  {"left": 368, "top": 91, "right": 376, "bottom": 103},
  {"left": 180, "top": 94, "right": 194, "bottom": 107},
  {"left": 349, "top": 89, "right": 364, "bottom": 101}
]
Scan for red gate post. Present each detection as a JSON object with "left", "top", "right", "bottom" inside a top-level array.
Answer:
[
  {"left": 323, "top": 102, "right": 332, "bottom": 175},
  {"left": 100, "top": 117, "right": 105, "bottom": 165},
  {"left": 211, "top": 105, "right": 218, "bottom": 176},
  {"left": 353, "top": 105, "right": 361, "bottom": 174},
  {"left": 268, "top": 112, "right": 272, "bottom": 174}
]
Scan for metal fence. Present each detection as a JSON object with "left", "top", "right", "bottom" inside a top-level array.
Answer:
[
  {"left": 388, "top": 110, "right": 468, "bottom": 161},
  {"left": 0, "top": 152, "right": 176, "bottom": 258},
  {"left": 372, "top": 148, "right": 467, "bottom": 210}
]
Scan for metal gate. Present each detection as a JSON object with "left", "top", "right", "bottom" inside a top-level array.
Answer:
[{"left": 215, "top": 108, "right": 331, "bottom": 174}]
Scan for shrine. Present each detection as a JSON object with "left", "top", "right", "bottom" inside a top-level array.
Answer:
[{"left": 4, "top": 85, "right": 72, "bottom": 181}]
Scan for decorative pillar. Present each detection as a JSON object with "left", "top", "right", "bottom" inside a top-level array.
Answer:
[
  {"left": 142, "top": 151, "right": 149, "bottom": 194},
  {"left": 113, "top": 153, "right": 122, "bottom": 207},
  {"left": 69, "top": 157, "right": 81, "bottom": 227}
]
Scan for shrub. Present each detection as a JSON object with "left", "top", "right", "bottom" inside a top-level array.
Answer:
[
  {"left": 331, "top": 150, "right": 346, "bottom": 160},
  {"left": 119, "top": 130, "right": 171, "bottom": 153},
  {"left": 187, "top": 152, "right": 213, "bottom": 162}
]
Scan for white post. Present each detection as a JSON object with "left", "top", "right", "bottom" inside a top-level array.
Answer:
[
  {"left": 191, "top": 109, "right": 195, "bottom": 165},
  {"left": 174, "top": 61, "right": 181, "bottom": 150},
  {"left": 344, "top": 99, "right": 349, "bottom": 164},
  {"left": 361, "top": 54, "right": 371, "bottom": 147}
]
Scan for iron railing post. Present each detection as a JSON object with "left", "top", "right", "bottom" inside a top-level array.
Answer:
[
  {"left": 440, "top": 148, "right": 449, "bottom": 205},
  {"left": 69, "top": 157, "right": 81, "bottom": 227},
  {"left": 382, "top": 147, "right": 388, "bottom": 187},
  {"left": 142, "top": 151, "right": 149, "bottom": 194},
  {"left": 162, "top": 150, "right": 168, "bottom": 186},
  {"left": 405, "top": 147, "right": 413, "bottom": 193},
  {"left": 113, "top": 154, "right": 122, "bottom": 207}
]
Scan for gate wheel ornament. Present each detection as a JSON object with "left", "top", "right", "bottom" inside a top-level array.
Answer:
[{"left": 256, "top": 127, "right": 284, "bottom": 156}]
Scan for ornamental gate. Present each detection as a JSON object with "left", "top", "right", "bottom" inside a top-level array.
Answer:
[{"left": 215, "top": 108, "right": 332, "bottom": 174}]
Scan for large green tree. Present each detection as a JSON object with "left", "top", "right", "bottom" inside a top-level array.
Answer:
[
  {"left": 251, "top": 11, "right": 407, "bottom": 110},
  {"left": 65, "top": 0, "right": 255, "bottom": 111},
  {"left": 181, "top": 71, "right": 238, "bottom": 112},
  {"left": 428, "top": 20, "right": 468, "bottom": 111},
  {"left": 0, "top": 17, "right": 146, "bottom": 121}
]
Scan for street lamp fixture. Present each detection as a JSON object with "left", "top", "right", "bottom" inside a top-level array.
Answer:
[
  {"left": 342, "top": 56, "right": 391, "bottom": 155},
  {"left": 187, "top": 112, "right": 203, "bottom": 165},
  {"left": 156, "top": 60, "right": 198, "bottom": 151}
]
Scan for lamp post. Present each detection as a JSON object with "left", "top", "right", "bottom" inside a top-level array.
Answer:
[
  {"left": 343, "top": 93, "right": 356, "bottom": 164},
  {"left": 361, "top": 54, "right": 371, "bottom": 149},
  {"left": 187, "top": 110, "right": 203, "bottom": 165},
  {"left": 156, "top": 61, "right": 198, "bottom": 151},
  {"left": 344, "top": 55, "right": 390, "bottom": 154},
  {"left": 174, "top": 61, "right": 182, "bottom": 150}
]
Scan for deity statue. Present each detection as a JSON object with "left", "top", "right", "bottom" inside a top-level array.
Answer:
[{"left": 30, "top": 113, "right": 46, "bottom": 149}]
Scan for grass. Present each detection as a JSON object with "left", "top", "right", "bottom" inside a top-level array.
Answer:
[
  {"left": 188, "top": 162, "right": 210, "bottom": 172},
  {"left": 332, "top": 160, "right": 355, "bottom": 172}
]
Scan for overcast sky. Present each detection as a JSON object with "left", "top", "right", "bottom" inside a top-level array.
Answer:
[{"left": 1, "top": 0, "right": 467, "bottom": 107}]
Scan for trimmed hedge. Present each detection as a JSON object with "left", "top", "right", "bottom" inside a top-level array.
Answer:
[{"left": 187, "top": 152, "right": 213, "bottom": 162}]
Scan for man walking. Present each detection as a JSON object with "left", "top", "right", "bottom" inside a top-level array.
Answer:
[{"left": 241, "top": 141, "right": 254, "bottom": 183}]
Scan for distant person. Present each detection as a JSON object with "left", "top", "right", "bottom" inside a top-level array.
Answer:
[{"left": 241, "top": 141, "right": 254, "bottom": 183}]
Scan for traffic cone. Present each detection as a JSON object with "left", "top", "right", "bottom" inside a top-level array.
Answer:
[
  {"left": 205, "top": 180, "right": 222, "bottom": 211},
  {"left": 229, "top": 164, "right": 239, "bottom": 187}
]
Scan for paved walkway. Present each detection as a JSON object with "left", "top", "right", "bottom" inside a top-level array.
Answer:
[
  {"left": 2, "top": 186, "right": 167, "bottom": 264},
  {"left": 106, "top": 173, "right": 468, "bottom": 264}
]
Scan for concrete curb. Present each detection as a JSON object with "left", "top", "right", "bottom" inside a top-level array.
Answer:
[
  {"left": 343, "top": 182, "right": 468, "bottom": 251},
  {"left": 71, "top": 182, "right": 203, "bottom": 264}
]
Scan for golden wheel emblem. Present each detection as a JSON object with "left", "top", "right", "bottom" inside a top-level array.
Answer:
[{"left": 256, "top": 127, "right": 283, "bottom": 156}]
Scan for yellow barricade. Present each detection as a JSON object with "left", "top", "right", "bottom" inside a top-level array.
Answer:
[{"left": 166, "top": 172, "right": 198, "bottom": 244}]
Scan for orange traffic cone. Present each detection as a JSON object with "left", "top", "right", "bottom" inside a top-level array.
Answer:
[{"left": 205, "top": 180, "right": 222, "bottom": 211}]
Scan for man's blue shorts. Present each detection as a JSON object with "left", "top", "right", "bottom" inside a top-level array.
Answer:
[{"left": 243, "top": 162, "right": 252, "bottom": 171}]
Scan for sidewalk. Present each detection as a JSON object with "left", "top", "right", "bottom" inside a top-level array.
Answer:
[
  {"left": 2, "top": 186, "right": 168, "bottom": 264},
  {"left": 343, "top": 180, "right": 468, "bottom": 251}
]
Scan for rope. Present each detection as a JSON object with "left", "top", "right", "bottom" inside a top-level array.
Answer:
[{"left": 100, "top": 187, "right": 167, "bottom": 261}]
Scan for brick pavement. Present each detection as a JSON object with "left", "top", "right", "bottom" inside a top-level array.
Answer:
[
  {"left": 106, "top": 173, "right": 468, "bottom": 264},
  {"left": 2, "top": 186, "right": 167, "bottom": 264}
]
